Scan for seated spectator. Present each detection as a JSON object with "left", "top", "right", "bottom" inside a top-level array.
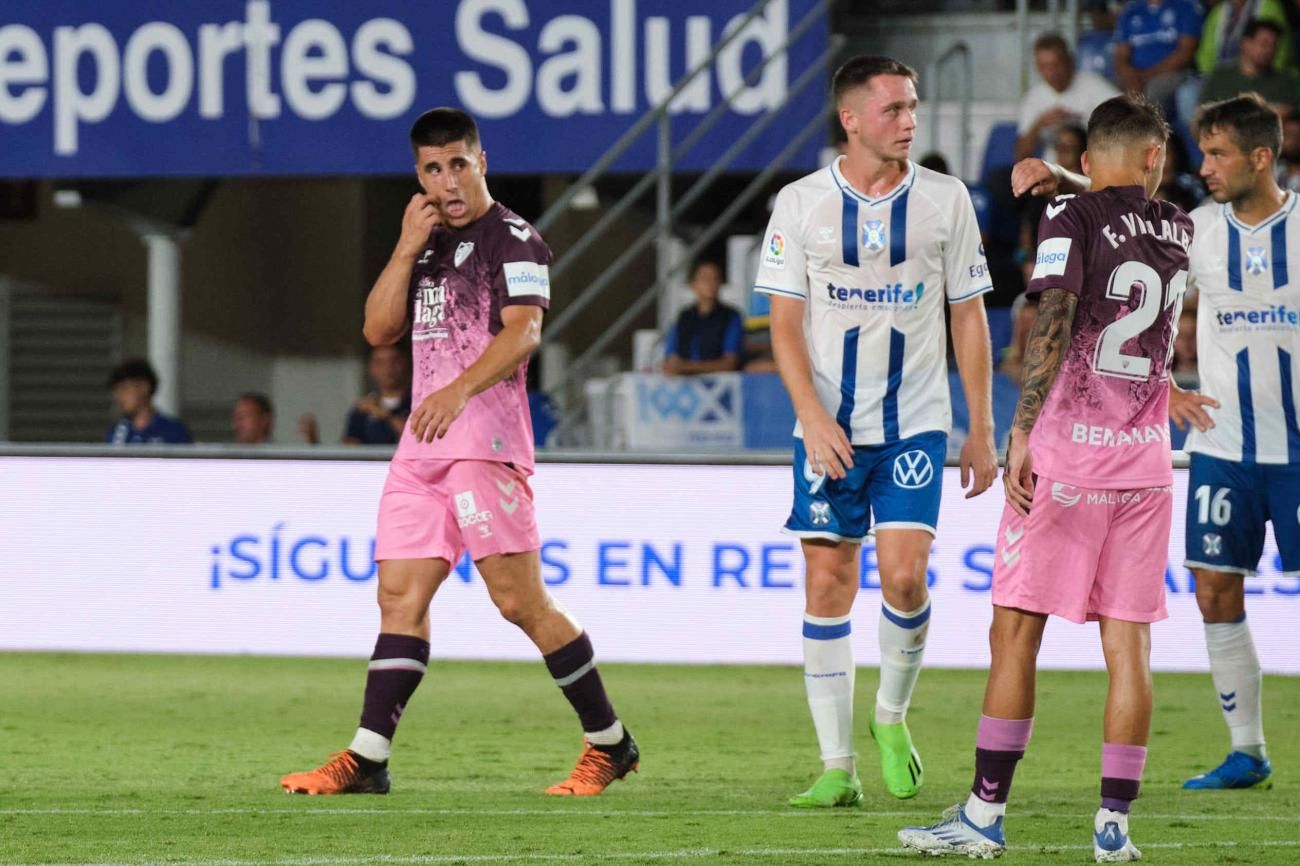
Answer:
[
  {"left": 106, "top": 359, "right": 192, "bottom": 445},
  {"left": 1197, "top": 0, "right": 1292, "bottom": 76},
  {"left": 1114, "top": 0, "right": 1202, "bottom": 113},
  {"left": 1155, "top": 132, "right": 1206, "bottom": 210},
  {"left": 232, "top": 392, "right": 274, "bottom": 444},
  {"left": 1016, "top": 33, "right": 1119, "bottom": 162},
  {"left": 1278, "top": 112, "right": 1300, "bottom": 191},
  {"left": 663, "top": 259, "right": 743, "bottom": 376},
  {"left": 997, "top": 292, "right": 1040, "bottom": 386},
  {"left": 1199, "top": 19, "right": 1297, "bottom": 114},
  {"left": 344, "top": 344, "right": 412, "bottom": 444}
]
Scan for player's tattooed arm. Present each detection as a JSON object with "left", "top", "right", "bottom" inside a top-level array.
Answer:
[{"left": 1012, "top": 288, "right": 1078, "bottom": 435}]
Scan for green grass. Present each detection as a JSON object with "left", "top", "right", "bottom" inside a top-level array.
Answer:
[{"left": 0, "top": 653, "right": 1297, "bottom": 865}]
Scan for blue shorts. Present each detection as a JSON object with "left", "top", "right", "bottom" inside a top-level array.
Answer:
[
  {"left": 1184, "top": 452, "right": 1300, "bottom": 576},
  {"left": 786, "top": 431, "right": 947, "bottom": 542}
]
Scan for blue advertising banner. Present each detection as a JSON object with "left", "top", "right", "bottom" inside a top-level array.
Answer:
[{"left": 0, "top": 0, "right": 828, "bottom": 178}]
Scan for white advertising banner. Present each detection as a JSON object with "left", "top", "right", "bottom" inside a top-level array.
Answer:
[
  {"left": 621, "top": 374, "right": 744, "bottom": 450},
  {"left": 0, "top": 457, "right": 1294, "bottom": 672}
]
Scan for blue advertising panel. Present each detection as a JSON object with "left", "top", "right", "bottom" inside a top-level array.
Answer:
[{"left": 0, "top": 0, "right": 828, "bottom": 177}]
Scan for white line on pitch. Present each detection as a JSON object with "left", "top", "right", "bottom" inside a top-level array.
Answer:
[
  {"left": 0, "top": 806, "right": 1294, "bottom": 821},
  {"left": 8, "top": 840, "right": 1300, "bottom": 866}
]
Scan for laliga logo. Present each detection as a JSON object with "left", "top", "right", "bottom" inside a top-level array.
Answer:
[
  {"left": 892, "top": 450, "right": 933, "bottom": 489},
  {"left": 768, "top": 232, "right": 784, "bottom": 257}
]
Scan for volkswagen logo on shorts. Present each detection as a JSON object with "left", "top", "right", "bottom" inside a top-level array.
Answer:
[
  {"left": 892, "top": 450, "right": 934, "bottom": 489},
  {"left": 809, "top": 501, "right": 831, "bottom": 526},
  {"left": 1203, "top": 533, "right": 1223, "bottom": 557}
]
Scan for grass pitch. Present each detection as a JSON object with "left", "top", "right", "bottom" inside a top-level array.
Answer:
[{"left": 1, "top": 653, "right": 1297, "bottom": 865}]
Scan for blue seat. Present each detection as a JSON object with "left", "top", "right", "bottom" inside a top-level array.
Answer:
[
  {"left": 1077, "top": 30, "right": 1117, "bottom": 84},
  {"left": 986, "top": 305, "right": 1013, "bottom": 361},
  {"left": 980, "top": 121, "right": 1022, "bottom": 183}
]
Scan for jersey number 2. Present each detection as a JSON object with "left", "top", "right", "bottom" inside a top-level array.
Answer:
[{"left": 1092, "top": 260, "right": 1186, "bottom": 381}]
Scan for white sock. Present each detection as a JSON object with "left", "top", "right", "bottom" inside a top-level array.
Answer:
[
  {"left": 585, "top": 719, "right": 624, "bottom": 747},
  {"left": 875, "top": 597, "right": 931, "bottom": 725},
  {"left": 1205, "top": 617, "right": 1267, "bottom": 759},
  {"left": 349, "top": 727, "right": 392, "bottom": 762},
  {"left": 803, "top": 613, "right": 856, "bottom": 774},
  {"left": 964, "top": 792, "right": 1005, "bottom": 828}
]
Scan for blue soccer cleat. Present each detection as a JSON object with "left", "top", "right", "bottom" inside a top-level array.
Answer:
[
  {"left": 1182, "top": 751, "right": 1273, "bottom": 790},
  {"left": 898, "top": 804, "right": 1006, "bottom": 859},
  {"left": 1093, "top": 808, "right": 1141, "bottom": 862}
]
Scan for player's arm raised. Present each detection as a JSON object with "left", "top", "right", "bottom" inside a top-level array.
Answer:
[
  {"left": 1011, "top": 158, "right": 1092, "bottom": 199},
  {"left": 364, "top": 194, "right": 438, "bottom": 346},
  {"left": 770, "top": 295, "right": 853, "bottom": 479},
  {"left": 1005, "top": 287, "right": 1079, "bottom": 515},
  {"left": 410, "top": 305, "right": 542, "bottom": 442}
]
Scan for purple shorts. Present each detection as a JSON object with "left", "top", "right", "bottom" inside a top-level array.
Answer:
[
  {"left": 375, "top": 458, "right": 540, "bottom": 564},
  {"left": 993, "top": 478, "right": 1172, "bottom": 624}
]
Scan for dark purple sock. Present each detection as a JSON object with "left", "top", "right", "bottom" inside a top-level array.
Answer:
[
  {"left": 1100, "top": 743, "right": 1147, "bottom": 813},
  {"left": 971, "top": 715, "right": 1034, "bottom": 805},
  {"left": 544, "top": 632, "right": 618, "bottom": 735},
  {"left": 358, "top": 633, "right": 430, "bottom": 741}
]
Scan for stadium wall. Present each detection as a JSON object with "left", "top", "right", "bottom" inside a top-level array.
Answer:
[{"left": 0, "top": 453, "right": 1293, "bottom": 673}]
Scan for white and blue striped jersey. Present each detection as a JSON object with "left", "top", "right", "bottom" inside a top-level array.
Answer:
[
  {"left": 753, "top": 157, "right": 992, "bottom": 445},
  {"left": 1186, "top": 196, "right": 1300, "bottom": 464}
]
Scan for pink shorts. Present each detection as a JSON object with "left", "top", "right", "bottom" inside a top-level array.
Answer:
[
  {"left": 992, "top": 478, "right": 1172, "bottom": 624},
  {"left": 375, "top": 458, "right": 540, "bottom": 564}
]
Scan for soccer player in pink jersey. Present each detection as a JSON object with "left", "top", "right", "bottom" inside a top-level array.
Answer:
[
  {"left": 280, "top": 108, "right": 637, "bottom": 798},
  {"left": 900, "top": 95, "right": 1205, "bottom": 861}
]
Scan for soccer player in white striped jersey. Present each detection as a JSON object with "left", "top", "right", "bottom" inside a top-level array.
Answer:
[
  {"left": 754, "top": 55, "right": 998, "bottom": 807},
  {"left": 1011, "top": 91, "right": 1298, "bottom": 793}
]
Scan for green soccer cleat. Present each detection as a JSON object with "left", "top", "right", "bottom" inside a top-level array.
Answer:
[
  {"left": 870, "top": 719, "right": 924, "bottom": 799},
  {"left": 788, "top": 768, "right": 864, "bottom": 808}
]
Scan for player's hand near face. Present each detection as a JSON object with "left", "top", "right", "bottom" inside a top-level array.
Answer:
[
  {"left": 960, "top": 427, "right": 998, "bottom": 499},
  {"left": 802, "top": 408, "right": 855, "bottom": 482},
  {"left": 396, "top": 193, "right": 440, "bottom": 259},
  {"left": 1169, "top": 381, "right": 1220, "bottom": 432},
  {"left": 1011, "top": 158, "right": 1061, "bottom": 198},
  {"left": 1003, "top": 429, "right": 1035, "bottom": 516},
  {"left": 410, "top": 380, "right": 470, "bottom": 442}
]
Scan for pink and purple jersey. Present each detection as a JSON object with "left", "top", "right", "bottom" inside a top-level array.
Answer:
[
  {"left": 395, "top": 202, "right": 551, "bottom": 473},
  {"left": 1027, "top": 185, "right": 1192, "bottom": 488}
]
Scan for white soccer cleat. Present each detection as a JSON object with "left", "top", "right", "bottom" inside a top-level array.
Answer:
[
  {"left": 898, "top": 804, "right": 1006, "bottom": 859},
  {"left": 1093, "top": 808, "right": 1142, "bottom": 862}
]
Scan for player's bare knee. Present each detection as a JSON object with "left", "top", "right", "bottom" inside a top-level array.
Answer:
[
  {"left": 1193, "top": 570, "right": 1245, "bottom": 622},
  {"left": 880, "top": 571, "right": 928, "bottom": 612},
  {"left": 805, "top": 567, "right": 857, "bottom": 614}
]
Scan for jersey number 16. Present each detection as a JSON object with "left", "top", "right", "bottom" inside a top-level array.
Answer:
[{"left": 1092, "top": 260, "right": 1187, "bottom": 381}]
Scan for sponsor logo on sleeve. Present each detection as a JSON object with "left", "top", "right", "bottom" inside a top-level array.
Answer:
[
  {"left": 503, "top": 261, "right": 551, "bottom": 299},
  {"left": 1031, "top": 237, "right": 1072, "bottom": 279},
  {"left": 762, "top": 231, "right": 786, "bottom": 270}
]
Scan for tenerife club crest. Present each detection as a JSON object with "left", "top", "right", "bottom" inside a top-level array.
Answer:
[
  {"left": 1245, "top": 246, "right": 1269, "bottom": 276},
  {"left": 862, "top": 220, "right": 887, "bottom": 253}
]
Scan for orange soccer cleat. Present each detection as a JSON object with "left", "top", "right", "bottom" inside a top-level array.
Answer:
[
  {"left": 280, "top": 750, "right": 390, "bottom": 795},
  {"left": 545, "top": 731, "right": 640, "bottom": 796}
]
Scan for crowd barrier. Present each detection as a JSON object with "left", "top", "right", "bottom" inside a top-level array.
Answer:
[{"left": 0, "top": 448, "right": 1292, "bottom": 673}]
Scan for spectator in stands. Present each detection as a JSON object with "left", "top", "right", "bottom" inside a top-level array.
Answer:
[
  {"left": 1197, "top": 0, "right": 1292, "bottom": 76},
  {"left": 344, "top": 344, "right": 411, "bottom": 444},
  {"left": 232, "top": 392, "right": 274, "bottom": 444},
  {"left": 996, "top": 292, "right": 1039, "bottom": 386},
  {"left": 662, "top": 259, "right": 743, "bottom": 376},
  {"left": 1199, "top": 20, "right": 1297, "bottom": 113},
  {"left": 106, "top": 358, "right": 192, "bottom": 445},
  {"left": 1155, "top": 131, "right": 1206, "bottom": 210},
  {"left": 1114, "top": 0, "right": 1202, "bottom": 113},
  {"left": 1278, "top": 112, "right": 1300, "bottom": 191},
  {"left": 1016, "top": 33, "right": 1119, "bottom": 162}
]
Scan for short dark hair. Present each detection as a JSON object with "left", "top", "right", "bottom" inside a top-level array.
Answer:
[
  {"left": 237, "top": 392, "right": 273, "bottom": 416},
  {"left": 689, "top": 259, "right": 722, "bottom": 281},
  {"left": 1033, "top": 32, "right": 1071, "bottom": 57},
  {"left": 107, "top": 358, "right": 158, "bottom": 395},
  {"left": 1086, "top": 94, "right": 1170, "bottom": 150},
  {"left": 919, "top": 151, "right": 950, "bottom": 174},
  {"left": 409, "top": 107, "right": 480, "bottom": 154},
  {"left": 832, "top": 56, "right": 918, "bottom": 106},
  {"left": 1244, "top": 18, "right": 1284, "bottom": 41},
  {"left": 1194, "top": 92, "right": 1281, "bottom": 157}
]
